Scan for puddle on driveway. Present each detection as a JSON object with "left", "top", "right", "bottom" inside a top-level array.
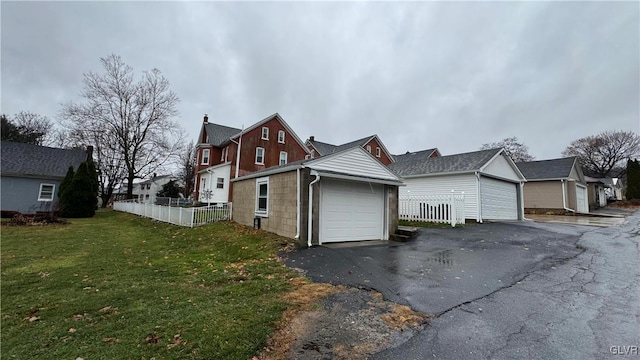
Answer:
[
  {"left": 424, "top": 250, "right": 454, "bottom": 266},
  {"left": 527, "top": 214, "right": 624, "bottom": 227}
]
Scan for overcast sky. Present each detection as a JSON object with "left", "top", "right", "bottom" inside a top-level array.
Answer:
[{"left": 2, "top": 1, "right": 638, "bottom": 160}]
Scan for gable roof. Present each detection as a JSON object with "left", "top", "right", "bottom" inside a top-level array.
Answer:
[
  {"left": 515, "top": 157, "right": 579, "bottom": 181},
  {"left": 1, "top": 141, "right": 89, "bottom": 179},
  {"left": 203, "top": 123, "right": 242, "bottom": 147},
  {"left": 232, "top": 146, "right": 402, "bottom": 184},
  {"left": 307, "top": 134, "right": 395, "bottom": 162},
  {"left": 392, "top": 148, "right": 440, "bottom": 163},
  {"left": 232, "top": 113, "right": 310, "bottom": 154},
  {"left": 389, "top": 148, "right": 504, "bottom": 177}
]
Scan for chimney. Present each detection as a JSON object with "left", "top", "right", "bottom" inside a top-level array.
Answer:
[
  {"left": 204, "top": 114, "right": 209, "bottom": 123},
  {"left": 86, "top": 145, "right": 94, "bottom": 161},
  {"left": 153, "top": 173, "right": 157, "bottom": 178},
  {"left": 309, "top": 136, "right": 315, "bottom": 142}
]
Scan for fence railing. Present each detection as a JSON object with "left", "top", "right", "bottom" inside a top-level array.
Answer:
[
  {"left": 155, "top": 197, "right": 194, "bottom": 207},
  {"left": 399, "top": 192, "right": 465, "bottom": 227},
  {"left": 113, "top": 200, "right": 232, "bottom": 227}
]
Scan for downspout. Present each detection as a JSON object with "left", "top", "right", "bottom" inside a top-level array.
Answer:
[
  {"left": 475, "top": 172, "right": 482, "bottom": 223},
  {"left": 294, "top": 168, "right": 301, "bottom": 241},
  {"left": 307, "top": 170, "right": 321, "bottom": 248},
  {"left": 229, "top": 126, "right": 244, "bottom": 179},
  {"left": 561, "top": 179, "right": 575, "bottom": 213}
]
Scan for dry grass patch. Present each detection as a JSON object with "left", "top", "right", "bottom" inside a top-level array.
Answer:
[{"left": 381, "top": 304, "right": 431, "bottom": 330}]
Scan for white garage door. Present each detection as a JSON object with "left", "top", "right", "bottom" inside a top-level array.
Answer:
[
  {"left": 320, "top": 179, "right": 384, "bottom": 243},
  {"left": 480, "top": 177, "right": 518, "bottom": 220},
  {"left": 576, "top": 185, "right": 588, "bottom": 213}
]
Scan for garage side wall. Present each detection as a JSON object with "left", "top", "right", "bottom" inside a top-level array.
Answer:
[
  {"left": 401, "top": 175, "right": 478, "bottom": 221},
  {"left": 387, "top": 185, "right": 399, "bottom": 237},
  {"left": 567, "top": 181, "right": 577, "bottom": 211},
  {"left": 522, "top": 181, "right": 564, "bottom": 209},
  {"left": 232, "top": 171, "right": 298, "bottom": 239}
]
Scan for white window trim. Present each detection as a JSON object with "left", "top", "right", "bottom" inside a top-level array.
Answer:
[
  {"left": 255, "top": 177, "right": 269, "bottom": 217},
  {"left": 216, "top": 177, "right": 224, "bottom": 189},
  {"left": 38, "top": 183, "right": 55, "bottom": 201},
  {"left": 278, "top": 130, "right": 285, "bottom": 144},
  {"left": 376, "top": 147, "right": 381, "bottom": 157},
  {"left": 202, "top": 148, "right": 210, "bottom": 165},
  {"left": 261, "top": 127, "right": 269, "bottom": 140},
  {"left": 366, "top": 145, "right": 372, "bottom": 153},
  {"left": 279, "top": 151, "right": 288, "bottom": 165},
  {"left": 255, "top": 147, "right": 265, "bottom": 165}
]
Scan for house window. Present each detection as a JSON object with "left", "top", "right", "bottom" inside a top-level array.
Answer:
[
  {"left": 256, "top": 177, "right": 269, "bottom": 216},
  {"left": 38, "top": 184, "right": 55, "bottom": 201},
  {"left": 376, "top": 147, "right": 381, "bottom": 157},
  {"left": 278, "top": 130, "right": 285, "bottom": 144},
  {"left": 366, "top": 145, "right": 372, "bottom": 153},
  {"left": 261, "top": 127, "right": 269, "bottom": 140},
  {"left": 255, "top": 147, "right": 265, "bottom": 164},
  {"left": 147, "top": 184, "right": 151, "bottom": 190},
  {"left": 216, "top": 177, "right": 224, "bottom": 189},
  {"left": 202, "top": 149, "right": 210, "bottom": 165},
  {"left": 224, "top": 147, "right": 229, "bottom": 162},
  {"left": 145, "top": 194, "right": 150, "bottom": 200},
  {"left": 279, "top": 151, "right": 288, "bottom": 165}
]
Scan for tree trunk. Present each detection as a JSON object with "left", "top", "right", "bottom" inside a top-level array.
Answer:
[{"left": 126, "top": 174, "right": 135, "bottom": 200}]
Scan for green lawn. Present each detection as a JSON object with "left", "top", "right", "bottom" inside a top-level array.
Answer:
[{"left": 1, "top": 210, "right": 301, "bottom": 359}]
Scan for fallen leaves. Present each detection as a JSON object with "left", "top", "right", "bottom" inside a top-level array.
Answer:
[
  {"left": 145, "top": 332, "right": 159, "bottom": 344},
  {"left": 68, "top": 328, "right": 77, "bottom": 333},
  {"left": 166, "top": 334, "right": 185, "bottom": 350},
  {"left": 103, "top": 337, "right": 119, "bottom": 343}
]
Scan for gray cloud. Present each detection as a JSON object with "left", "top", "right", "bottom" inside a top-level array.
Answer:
[{"left": 2, "top": 1, "right": 638, "bottom": 160}]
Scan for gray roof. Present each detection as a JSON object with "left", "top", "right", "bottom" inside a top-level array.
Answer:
[
  {"left": 389, "top": 148, "right": 502, "bottom": 177},
  {"left": 393, "top": 148, "right": 439, "bottom": 163},
  {"left": 204, "top": 122, "right": 242, "bottom": 147},
  {"left": 1, "top": 141, "right": 89, "bottom": 179},
  {"left": 515, "top": 157, "right": 577, "bottom": 180},
  {"left": 308, "top": 135, "right": 374, "bottom": 156}
]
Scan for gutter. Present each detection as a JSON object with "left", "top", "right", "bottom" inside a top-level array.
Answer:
[
  {"left": 229, "top": 125, "right": 244, "bottom": 179},
  {"left": 475, "top": 172, "right": 482, "bottom": 223},
  {"left": 561, "top": 179, "right": 575, "bottom": 213},
  {"left": 307, "top": 170, "right": 321, "bottom": 248}
]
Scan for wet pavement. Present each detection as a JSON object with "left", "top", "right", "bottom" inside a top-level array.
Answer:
[
  {"left": 281, "top": 211, "right": 640, "bottom": 359},
  {"left": 526, "top": 214, "right": 625, "bottom": 227}
]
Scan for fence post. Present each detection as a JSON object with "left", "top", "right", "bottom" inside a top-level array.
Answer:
[
  {"left": 179, "top": 207, "right": 183, "bottom": 226},
  {"left": 229, "top": 202, "right": 233, "bottom": 220},
  {"left": 450, "top": 190, "right": 456, "bottom": 227},
  {"left": 191, "top": 208, "right": 195, "bottom": 228}
]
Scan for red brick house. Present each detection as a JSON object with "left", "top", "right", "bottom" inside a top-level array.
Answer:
[
  {"left": 194, "top": 113, "right": 310, "bottom": 203},
  {"left": 306, "top": 135, "right": 396, "bottom": 165}
]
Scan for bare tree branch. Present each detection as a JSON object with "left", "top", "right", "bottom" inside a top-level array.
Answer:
[
  {"left": 481, "top": 137, "right": 535, "bottom": 162},
  {"left": 562, "top": 130, "right": 640, "bottom": 177}
]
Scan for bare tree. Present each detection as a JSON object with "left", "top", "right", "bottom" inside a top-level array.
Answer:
[
  {"left": 178, "top": 141, "right": 197, "bottom": 199},
  {"left": 480, "top": 137, "right": 535, "bottom": 163},
  {"left": 2, "top": 112, "right": 53, "bottom": 145},
  {"left": 62, "top": 54, "right": 183, "bottom": 199},
  {"left": 562, "top": 130, "right": 640, "bottom": 177}
]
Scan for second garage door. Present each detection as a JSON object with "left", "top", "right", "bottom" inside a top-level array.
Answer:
[
  {"left": 320, "top": 179, "right": 384, "bottom": 243},
  {"left": 480, "top": 177, "right": 518, "bottom": 220},
  {"left": 576, "top": 184, "right": 588, "bottom": 213}
]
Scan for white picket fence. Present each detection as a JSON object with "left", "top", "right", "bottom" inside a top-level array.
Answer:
[
  {"left": 113, "top": 200, "right": 232, "bottom": 227},
  {"left": 399, "top": 192, "right": 465, "bottom": 227}
]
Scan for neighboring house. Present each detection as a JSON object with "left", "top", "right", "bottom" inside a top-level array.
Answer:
[
  {"left": 390, "top": 148, "right": 526, "bottom": 222},
  {"left": 393, "top": 148, "right": 441, "bottom": 162},
  {"left": 194, "top": 113, "right": 310, "bottom": 203},
  {"left": 516, "top": 157, "right": 589, "bottom": 213},
  {"left": 231, "top": 146, "right": 403, "bottom": 247},
  {"left": 306, "top": 135, "right": 395, "bottom": 165},
  {"left": 601, "top": 178, "right": 624, "bottom": 201},
  {"left": 136, "top": 174, "right": 179, "bottom": 204},
  {"left": 0, "top": 141, "right": 91, "bottom": 215},
  {"left": 585, "top": 177, "right": 608, "bottom": 210}
]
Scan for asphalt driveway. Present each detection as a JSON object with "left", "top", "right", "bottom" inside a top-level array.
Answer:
[
  {"left": 281, "top": 214, "right": 640, "bottom": 359},
  {"left": 282, "top": 221, "right": 585, "bottom": 315}
]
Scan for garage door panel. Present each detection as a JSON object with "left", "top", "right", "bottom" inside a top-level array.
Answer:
[
  {"left": 321, "top": 179, "right": 384, "bottom": 243},
  {"left": 480, "top": 177, "right": 518, "bottom": 220}
]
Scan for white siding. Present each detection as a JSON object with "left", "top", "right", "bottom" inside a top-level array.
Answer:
[
  {"left": 481, "top": 154, "right": 522, "bottom": 182},
  {"left": 401, "top": 174, "right": 478, "bottom": 220},
  {"left": 309, "top": 147, "right": 398, "bottom": 180},
  {"left": 199, "top": 164, "right": 231, "bottom": 203}
]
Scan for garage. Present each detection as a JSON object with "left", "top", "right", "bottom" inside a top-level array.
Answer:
[
  {"left": 480, "top": 177, "right": 519, "bottom": 220},
  {"left": 576, "top": 184, "right": 588, "bottom": 213},
  {"left": 320, "top": 179, "right": 384, "bottom": 243}
]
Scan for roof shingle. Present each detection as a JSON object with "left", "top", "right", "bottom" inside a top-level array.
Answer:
[
  {"left": 389, "top": 148, "right": 502, "bottom": 177},
  {"left": 204, "top": 123, "right": 242, "bottom": 147},
  {"left": 1, "top": 141, "right": 89, "bottom": 179},
  {"left": 515, "top": 157, "right": 577, "bottom": 180}
]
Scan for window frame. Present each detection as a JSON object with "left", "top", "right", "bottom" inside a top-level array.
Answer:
[
  {"left": 255, "top": 147, "right": 265, "bottom": 165},
  {"left": 38, "top": 183, "right": 55, "bottom": 201},
  {"left": 279, "top": 151, "right": 288, "bottom": 165},
  {"left": 255, "top": 177, "right": 269, "bottom": 217},
  {"left": 202, "top": 148, "right": 210, "bottom": 165},
  {"left": 376, "top": 147, "right": 381, "bottom": 158},
  {"left": 216, "top": 177, "right": 224, "bottom": 189},
  {"left": 366, "top": 145, "right": 372, "bottom": 153},
  {"left": 261, "top": 127, "right": 269, "bottom": 140},
  {"left": 278, "top": 130, "right": 285, "bottom": 144}
]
